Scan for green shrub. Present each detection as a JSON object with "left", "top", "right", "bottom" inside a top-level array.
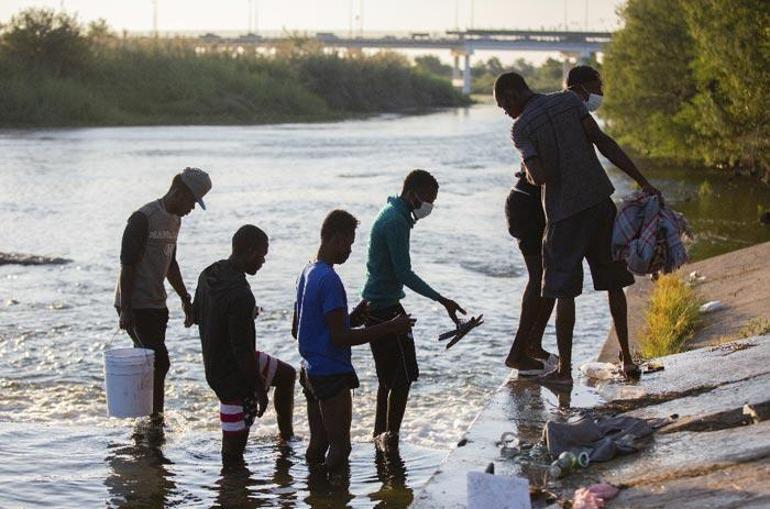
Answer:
[
  {"left": 640, "top": 274, "right": 702, "bottom": 359},
  {"left": 0, "top": 9, "right": 466, "bottom": 127}
]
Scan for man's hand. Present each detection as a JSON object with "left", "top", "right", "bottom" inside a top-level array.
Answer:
[
  {"left": 439, "top": 297, "right": 467, "bottom": 326},
  {"left": 119, "top": 307, "right": 134, "bottom": 331},
  {"left": 182, "top": 298, "right": 194, "bottom": 328},
  {"left": 254, "top": 385, "right": 269, "bottom": 418},
  {"left": 639, "top": 180, "right": 664, "bottom": 207},
  {"left": 386, "top": 313, "right": 416, "bottom": 336},
  {"left": 349, "top": 299, "right": 370, "bottom": 327}
]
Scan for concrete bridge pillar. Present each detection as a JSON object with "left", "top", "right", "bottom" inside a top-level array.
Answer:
[{"left": 463, "top": 53, "right": 472, "bottom": 95}]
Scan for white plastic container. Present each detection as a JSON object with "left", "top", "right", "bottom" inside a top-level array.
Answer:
[{"left": 104, "top": 348, "right": 154, "bottom": 418}]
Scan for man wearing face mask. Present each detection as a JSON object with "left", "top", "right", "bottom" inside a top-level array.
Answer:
[
  {"left": 503, "top": 65, "right": 605, "bottom": 374},
  {"left": 566, "top": 65, "right": 604, "bottom": 112},
  {"left": 494, "top": 72, "right": 662, "bottom": 385},
  {"left": 362, "top": 169, "right": 466, "bottom": 450}
]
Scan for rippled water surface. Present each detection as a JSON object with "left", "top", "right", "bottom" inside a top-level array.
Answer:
[{"left": 1, "top": 104, "right": 767, "bottom": 507}]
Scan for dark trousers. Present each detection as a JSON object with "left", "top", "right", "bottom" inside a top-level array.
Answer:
[{"left": 118, "top": 307, "right": 170, "bottom": 415}]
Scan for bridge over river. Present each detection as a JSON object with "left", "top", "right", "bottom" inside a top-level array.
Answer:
[{"left": 191, "top": 29, "right": 612, "bottom": 93}]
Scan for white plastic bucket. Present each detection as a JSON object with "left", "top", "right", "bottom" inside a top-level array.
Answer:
[{"left": 104, "top": 347, "right": 154, "bottom": 418}]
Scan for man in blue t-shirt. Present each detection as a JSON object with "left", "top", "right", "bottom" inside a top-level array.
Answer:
[{"left": 293, "top": 209, "right": 413, "bottom": 471}]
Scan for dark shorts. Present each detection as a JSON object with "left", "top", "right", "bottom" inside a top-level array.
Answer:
[
  {"left": 505, "top": 188, "right": 546, "bottom": 257},
  {"left": 299, "top": 366, "right": 359, "bottom": 402},
  {"left": 366, "top": 304, "right": 418, "bottom": 390},
  {"left": 542, "top": 198, "right": 635, "bottom": 298},
  {"left": 116, "top": 307, "right": 170, "bottom": 376}
]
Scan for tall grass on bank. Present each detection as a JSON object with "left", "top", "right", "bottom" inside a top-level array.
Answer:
[
  {"left": 640, "top": 274, "right": 701, "bottom": 359},
  {"left": 0, "top": 9, "right": 468, "bottom": 127},
  {"left": 0, "top": 47, "right": 468, "bottom": 127}
]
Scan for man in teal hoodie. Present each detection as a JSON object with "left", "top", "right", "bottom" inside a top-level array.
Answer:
[{"left": 362, "top": 169, "right": 466, "bottom": 449}]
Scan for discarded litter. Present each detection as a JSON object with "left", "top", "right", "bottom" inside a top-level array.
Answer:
[
  {"left": 641, "top": 361, "right": 664, "bottom": 374},
  {"left": 578, "top": 362, "right": 622, "bottom": 380},
  {"left": 498, "top": 431, "right": 519, "bottom": 448},
  {"left": 467, "top": 468, "right": 531, "bottom": 509},
  {"left": 572, "top": 482, "right": 620, "bottom": 509},
  {"left": 548, "top": 451, "right": 591, "bottom": 479},
  {"left": 688, "top": 270, "right": 706, "bottom": 285},
  {"left": 699, "top": 300, "right": 723, "bottom": 313}
]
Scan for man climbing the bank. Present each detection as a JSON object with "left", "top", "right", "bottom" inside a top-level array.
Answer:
[
  {"left": 193, "top": 225, "right": 297, "bottom": 466},
  {"left": 495, "top": 72, "right": 662, "bottom": 383},
  {"left": 503, "top": 65, "right": 615, "bottom": 375},
  {"left": 115, "top": 167, "right": 211, "bottom": 423},
  {"left": 362, "top": 169, "right": 467, "bottom": 450}
]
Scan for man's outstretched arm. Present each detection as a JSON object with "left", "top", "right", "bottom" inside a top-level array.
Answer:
[
  {"left": 581, "top": 115, "right": 661, "bottom": 196},
  {"left": 384, "top": 221, "right": 466, "bottom": 325}
]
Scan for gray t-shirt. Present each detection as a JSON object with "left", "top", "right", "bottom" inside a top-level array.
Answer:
[
  {"left": 511, "top": 91, "right": 614, "bottom": 223},
  {"left": 114, "top": 199, "right": 180, "bottom": 309}
]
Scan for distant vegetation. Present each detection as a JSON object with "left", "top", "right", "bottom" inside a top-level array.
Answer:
[
  {"left": 602, "top": 0, "right": 769, "bottom": 181},
  {"left": 414, "top": 54, "right": 575, "bottom": 95},
  {"left": 640, "top": 274, "right": 702, "bottom": 359},
  {"left": 0, "top": 9, "right": 468, "bottom": 127}
]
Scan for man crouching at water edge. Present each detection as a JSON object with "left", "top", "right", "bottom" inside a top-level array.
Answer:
[
  {"left": 115, "top": 167, "right": 211, "bottom": 423},
  {"left": 192, "top": 225, "right": 297, "bottom": 466},
  {"left": 293, "top": 210, "right": 413, "bottom": 472},
  {"left": 362, "top": 170, "right": 466, "bottom": 450},
  {"left": 495, "top": 72, "right": 662, "bottom": 384}
]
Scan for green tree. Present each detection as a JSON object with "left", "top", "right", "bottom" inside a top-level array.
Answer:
[
  {"left": 681, "top": 0, "right": 770, "bottom": 178},
  {"left": 0, "top": 8, "right": 89, "bottom": 76},
  {"left": 601, "top": 0, "right": 698, "bottom": 162},
  {"left": 414, "top": 55, "right": 452, "bottom": 77},
  {"left": 527, "top": 57, "right": 563, "bottom": 92}
]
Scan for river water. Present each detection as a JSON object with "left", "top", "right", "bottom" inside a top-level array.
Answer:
[{"left": 1, "top": 104, "right": 768, "bottom": 508}]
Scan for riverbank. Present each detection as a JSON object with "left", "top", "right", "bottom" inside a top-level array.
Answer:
[
  {"left": 600, "top": 241, "right": 770, "bottom": 362},
  {"left": 414, "top": 242, "right": 770, "bottom": 508},
  {"left": 0, "top": 48, "right": 468, "bottom": 128},
  {"left": 0, "top": 10, "right": 467, "bottom": 128},
  {"left": 413, "top": 335, "right": 770, "bottom": 508}
]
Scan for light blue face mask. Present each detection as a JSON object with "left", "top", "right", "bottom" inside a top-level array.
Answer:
[
  {"left": 413, "top": 200, "right": 433, "bottom": 220},
  {"left": 585, "top": 92, "right": 603, "bottom": 112}
]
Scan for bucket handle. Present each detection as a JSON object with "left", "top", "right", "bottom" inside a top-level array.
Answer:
[{"left": 105, "top": 327, "right": 154, "bottom": 381}]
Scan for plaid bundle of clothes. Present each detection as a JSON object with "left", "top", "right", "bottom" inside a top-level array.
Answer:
[{"left": 611, "top": 191, "right": 692, "bottom": 275}]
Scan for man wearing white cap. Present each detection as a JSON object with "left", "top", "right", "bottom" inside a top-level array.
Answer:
[{"left": 115, "top": 167, "right": 212, "bottom": 422}]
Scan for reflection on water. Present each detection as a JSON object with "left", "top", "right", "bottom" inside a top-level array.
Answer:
[
  {"left": 75, "top": 420, "right": 438, "bottom": 509},
  {"left": 105, "top": 425, "right": 175, "bottom": 508}
]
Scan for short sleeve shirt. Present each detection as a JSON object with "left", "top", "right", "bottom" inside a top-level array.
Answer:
[
  {"left": 511, "top": 91, "right": 614, "bottom": 223},
  {"left": 295, "top": 261, "right": 354, "bottom": 376}
]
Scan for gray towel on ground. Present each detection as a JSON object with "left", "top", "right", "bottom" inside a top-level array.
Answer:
[{"left": 543, "top": 412, "right": 669, "bottom": 462}]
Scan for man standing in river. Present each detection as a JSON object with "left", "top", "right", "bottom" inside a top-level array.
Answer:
[
  {"left": 362, "top": 170, "right": 466, "bottom": 450},
  {"left": 293, "top": 209, "right": 413, "bottom": 471},
  {"left": 193, "top": 225, "right": 297, "bottom": 466},
  {"left": 115, "top": 167, "right": 211, "bottom": 422},
  {"left": 494, "top": 72, "right": 662, "bottom": 383}
]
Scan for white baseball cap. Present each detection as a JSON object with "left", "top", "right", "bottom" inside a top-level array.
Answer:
[{"left": 180, "top": 167, "right": 212, "bottom": 210}]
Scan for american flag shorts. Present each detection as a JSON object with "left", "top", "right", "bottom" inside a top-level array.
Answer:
[{"left": 219, "top": 350, "right": 278, "bottom": 434}]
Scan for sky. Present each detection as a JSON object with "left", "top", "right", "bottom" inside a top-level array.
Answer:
[{"left": 0, "top": 0, "right": 626, "bottom": 34}]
